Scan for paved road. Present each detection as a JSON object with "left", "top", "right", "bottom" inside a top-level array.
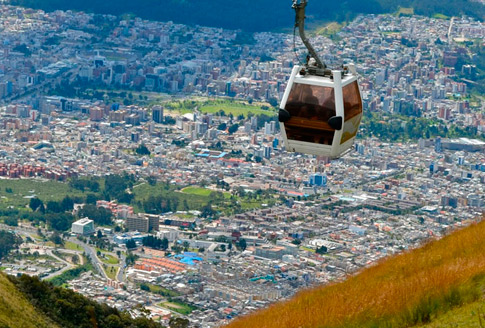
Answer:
[
  {"left": 41, "top": 249, "right": 74, "bottom": 280},
  {"left": 68, "top": 238, "right": 108, "bottom": 279},
  {"left": 116, "top": 250, "right": 126, "bottom": 282}
]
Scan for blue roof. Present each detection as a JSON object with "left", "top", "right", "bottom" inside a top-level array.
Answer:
[
  {"left": 183, "top": 252, "right": 198, "bottom": 257},
  {"left": 173, "top": 252, "right": 203, "bottom": 265},
  {"left": 178, "top": 256, "right": 203, "bottom": 266}
]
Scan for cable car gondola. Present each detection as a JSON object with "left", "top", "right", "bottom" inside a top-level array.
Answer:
[{"left": 278, "top": 0, "right": 363, "bottom": 159}]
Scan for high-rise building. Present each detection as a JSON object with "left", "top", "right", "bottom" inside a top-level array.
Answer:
[
  {"left": 196, "top": 122, "right": 208, "bottom": 136},
  {"left": 152, "top": 105, "right": 164, "bottom": 123},
  {"left": 126, "top": 215, "right": 148, "bottom": 232},
  {"left": 435, "top": 137, "right": 442, "bottom": 153},
  {"left": 264, "top": 145, "right": 272, "bottom": 159},
  {"left": 309, "top": 173, "right": 327, "bottom": 187},
  {"left": 131, "top": 132, "right": 140, "bottom": 142},
  {"left": 126, "top": 214, "right": 159, "bottom": 232},
  {"left": 90, "top": 107, "right": 104, "bottom": 121},
  {"left": 264, "top": 121, "right": 276, "bottom": 135}
]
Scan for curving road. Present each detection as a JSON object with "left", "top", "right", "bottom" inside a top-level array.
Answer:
[{"left": 67, "top": 237, "right": 108, "bottom": 279}]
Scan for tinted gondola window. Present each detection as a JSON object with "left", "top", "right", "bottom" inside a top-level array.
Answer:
[
  {"left": 340, "top": 81, "right": 362, "bottom": 144},
  {"left": 284, "top": 83, "right": 336, "bottom": 145}
]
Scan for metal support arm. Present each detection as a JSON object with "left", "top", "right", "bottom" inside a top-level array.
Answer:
[{"left": 292, "top": 0, "right": 326, "bottom": 69}]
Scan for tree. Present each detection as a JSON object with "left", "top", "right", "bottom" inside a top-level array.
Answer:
[
  {"left": 161, "top": 237, "right": 169, "bottom": 250},
  {"left": 135, "top": 144, "right": 151, "bottom": 155},
  {"left": 50, "top": 232, "right": 63, "bottom": 246},
  {"left": 0, "top": 231, "right": 21, "bottom": 260},
  {"left": 237, "top": 238, "right": 247, "bottom": 251},
  {"left": 268, "top": 97, "right": 279, "bottom": 107},
  {"left": 126, "top": 239, "right": 137, "bottom": 249},
  {"left": 217, "top": 122, "right": 227, "bottom": 130},
  {"left": 78, "top": 204, "right": 112, "bottom": 225},
  {"left": 125, "top": 252, "right": 138, "bottom": 265},
  {"left": 85, "top": 193, "right": 99, "bottom": 204},
  {"left": 316, "top": 245, "right": 328, "bottom": 254},
  {"left": 215, "top": 235, "right": 228, "bottom": 243},
  {"left": 61, "top": 196, "right": 74, "bottom": 212},
  {"left": 146, "top": 176, "right": 157, "bottom": 186},
  {"left": 46, "top": 201, "right": 62, "bottom": 213},
  {"left": 29, "top": 197, "right": 44, "bottom": 212},
  {"left": 47, "top": 213, "right": 75, "bottom": 231},
  {"left": 4, "top": 217, "right": 18, "bottom": 227},
  {"left": 169, "top": 317, "right": 189, "bottom": 328},
  {"left": 228, "top": 123, "right": 239, "bottom": 134},
  {"left": 71, "top": 255, "right": 79, "bottom": 264}
]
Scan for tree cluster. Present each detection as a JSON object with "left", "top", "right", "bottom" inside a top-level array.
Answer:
[
  {"left": 142, "top": 235, "right": 169, "bottom": 250},
  {"left": 69, "top": 177, "right": 100, "bottom": 192},
  {"left": 78, "top": 204, "right": 113, "bottom": 226},
  {"left": 142, "top": 195, "right": 179, "bottom": 214},
  {"left": 9, "top": 274, "right": 164, "bottom": 328},
  {"left": 104, "top": 174, "right": 135, "bottom": 203},
  {"left": 135, "top": 144, "right": 151, "bottom": 155},
  {"left": 0, "top": 230, "right": 22, "bottom": 260}
]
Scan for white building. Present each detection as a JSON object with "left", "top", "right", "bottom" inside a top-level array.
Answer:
[
  {"left": 157, "top": 229, "right": 179, "bottom": 242},
  {"left": 71, "top": 218, "right": 95, "bottom": 235}
]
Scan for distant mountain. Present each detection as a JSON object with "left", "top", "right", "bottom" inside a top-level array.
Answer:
[
  {"left": 225, "top": 219, "right": 485, "bottom": 328},
  {"left": 8, "top": 0, "right": 485, "bottom": 31}
]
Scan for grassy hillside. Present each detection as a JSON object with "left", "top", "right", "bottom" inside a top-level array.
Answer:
[
  {"left": 226, "top": 219, "right": 485, "bottom": 328},
  {"left": 420, "top": 299, "right": 485, "bottom": 327},
  {"left": 8, "top": 274, "right": 164, "bottom": 328},
  {"left": 0, "top": 273, "right": 58, "bottom": 328}
]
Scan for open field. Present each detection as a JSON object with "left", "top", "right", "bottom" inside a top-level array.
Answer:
[
  {"left": 133, "top": 183, "right": 210, "bottom": 211},
  {"left": 396, "top": 7, "right": 414, "bottom": 16},
  {"left": 0, "top": 179, "right": 86, "bottom": 208},
  {"left": 198, "top": 102, "right": 274, "bottom": 117},
  {"left": 99, "top": 253, "right": 119, "bottom": 265},
  {"left": 104, "top": 265, "right": 117, "bottom": 280},
  {"left": 181, "top": 186, "right": 230, "bottom": 198},
  {"left": 164, "top": 99, "right": 275, "bottom": 118},
  {"left": 140, "top": 283, "right": 180, "bottom": 298},
  {"left": 160, "top": 301, "right": 197, "bottom": 315},
  {"left": 64, "top": 241, "right": 83, "bottom": 252},
  {"left": 181, "top": 186, "right": 213, "bottom": 197},
  {"left": 226, "top": 220, "right": 485, "bottom": 328},
  {"left": 315, "top": 22, "right": 345, "bottom": 37},
  {"left": 432, "top": 13, "right": 450, "bottom": 20}
]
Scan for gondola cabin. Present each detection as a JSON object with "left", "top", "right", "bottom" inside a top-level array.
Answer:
[{"left": 278, "top": 65, "right": 363, "bottom": 158}]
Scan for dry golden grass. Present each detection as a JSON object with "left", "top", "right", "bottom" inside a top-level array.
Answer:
[{"left": 226, "top": 220, "right": 485, "bottom": 328}]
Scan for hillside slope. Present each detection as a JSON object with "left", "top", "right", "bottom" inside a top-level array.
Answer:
[
  {"left": 226, "top": 219, "right": 485, "bottom": 328},
  {"left": 0, "top": 273, "right": 59, "bottom": 328},
  {"left": 8, "top": 0, "right": 485, "bottom": 32}
]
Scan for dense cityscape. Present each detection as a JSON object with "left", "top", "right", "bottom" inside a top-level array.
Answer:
[{"left": 0, "top": 4, "right": 484, "bottom": 328}]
